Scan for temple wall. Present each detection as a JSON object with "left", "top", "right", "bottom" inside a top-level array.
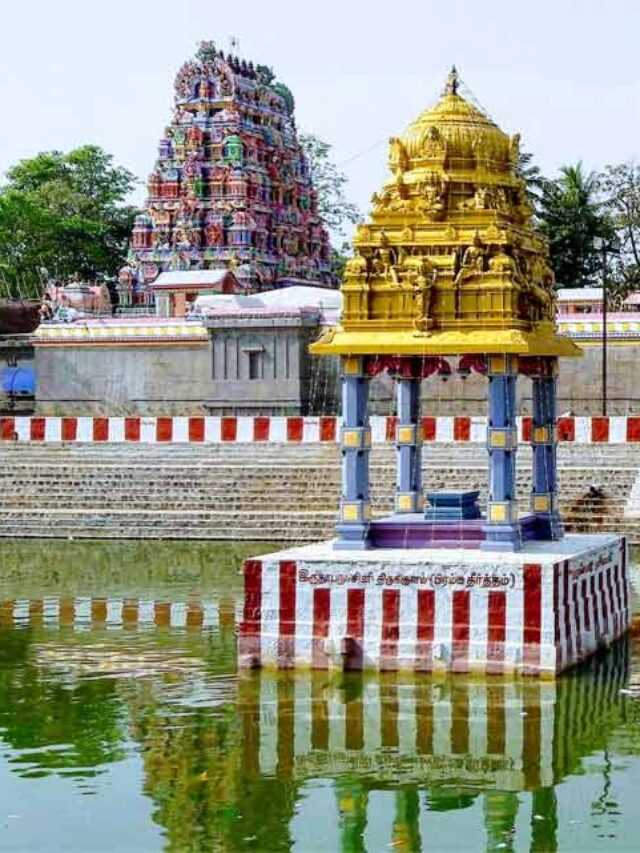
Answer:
[
  {"left": 34, "top": 337, "right": 340, "bottom": 416},
  {"left": 34, "top": 344, "right": 213, "bottom": 416},
  {"left": 32, "top": 337, "right": 640, "bottom": 417}
]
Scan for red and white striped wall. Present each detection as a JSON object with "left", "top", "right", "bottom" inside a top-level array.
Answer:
[
  {"left": 3, "top": 415, "right": 640, "bottom": 444},
  {"left": 238, "top": 535, "right": 628, "bottom": 676}
]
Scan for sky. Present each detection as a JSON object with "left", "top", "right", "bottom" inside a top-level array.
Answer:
[{"left": 1, "top": 0, "right": 639, "bottom": 231}]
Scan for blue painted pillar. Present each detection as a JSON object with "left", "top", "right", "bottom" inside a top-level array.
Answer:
[
  {"left": 335, "top": 355, "right": 371, "bottom": 549},
  {"left": 482, "top": 354, "right": 521, "bottom": 551},
  {"left": 531, "top": 358, "right": 563, "bottom": 539},
  {"left": 394, "top": 362, "right": 423, "bottom": 514}
]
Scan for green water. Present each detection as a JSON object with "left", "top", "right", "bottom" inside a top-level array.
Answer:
[{"left": 1, "top": 541, "right": 640, "bottom": 851}]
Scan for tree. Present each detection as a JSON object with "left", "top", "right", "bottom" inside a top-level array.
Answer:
[
  {"left": 0, "top": 145, "right": 137, "bottom": 299},
  {"left": 299, "top": 133, "right": 362, "bottom": 238},
  {"left": 538, "top": 162, "right": 612, "bottom": 286},
  {"left": 516, "top": 149, "right": 545, "bottom": 209},
  {"left": 601, "top": 161, "right": 640, "bottom": 298}
]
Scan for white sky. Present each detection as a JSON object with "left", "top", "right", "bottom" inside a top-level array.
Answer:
[{"left": 1, "top": 0, "right": 639, "bottom": 232}]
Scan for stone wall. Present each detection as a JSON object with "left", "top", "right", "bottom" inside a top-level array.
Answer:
[
  {"left": 34, "top": 343, "right": 213, "bottom": 416},
  {"left": 33, "top": 332, "right": 640, "bottom": 417}
]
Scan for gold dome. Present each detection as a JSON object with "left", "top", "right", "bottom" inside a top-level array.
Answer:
[
  {"left": 388, "top": 69, "right": 516, "bottom": 182},
  {"left": 399, "top": 93, "right": 512, "bottom": 172}
]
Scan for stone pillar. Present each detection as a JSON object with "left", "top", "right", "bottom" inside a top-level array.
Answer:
[
  {"left": 394, "top": 361, "right": 423, "bottom": 514},
  {"left": 530, "top": 358, "right": 563, "bottom": 539},
  {"left": 482, "top": 354, "right": 521, "bottom": 551},
  {"left": 335, "top": 355, "right": 371, "bottom": 549}
]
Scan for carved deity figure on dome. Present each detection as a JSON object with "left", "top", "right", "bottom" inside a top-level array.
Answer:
[
  {"left": 456, "top": 233, "right": 486, "bottom": 283},
  {"left": 421, "top": 126, "right": 445, "bottom": 159},
  {"left": 509, "top": 133, "right": 521, "bottom": 165},
  {"left": 417, "top": 181, "right": 445, "bottom": 216},
  {"left": 344, "top": 252, "right": 368, "bottom": 280},
  {"left": 388, "top": 137, "right": 409, "bottom": 176},
  {"left": 488, "top": 247, "right": 519, "bottom": 278}
]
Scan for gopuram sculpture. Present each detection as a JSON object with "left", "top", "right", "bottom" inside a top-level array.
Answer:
[
  {"left": 312, "top": 67, "right": 581, "bottom": 551},
  {"left": 119, "top": 41, "right": 333, "bottom": 306},
  {"left": 238, "top": 69, "right": 628, "bottom": 678}
]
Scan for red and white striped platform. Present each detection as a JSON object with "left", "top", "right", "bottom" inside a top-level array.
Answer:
[
  {"left": 238, "top": 534, "right": 629, "bottom": 677},
  {"left": 2, "top": 415, "right": 640, "bottom": 444}
]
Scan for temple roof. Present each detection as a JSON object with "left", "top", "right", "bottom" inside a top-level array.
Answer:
[{"left": 311, "top": 70, "right": 581, "bottom": 359}]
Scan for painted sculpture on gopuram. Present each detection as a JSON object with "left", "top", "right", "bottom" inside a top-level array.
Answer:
[
  {"left": 312, "top": 67, "right": 582, "bottom": 552},
  {"left": 119, "top": 41, "right": 333, "bottom": 306}
]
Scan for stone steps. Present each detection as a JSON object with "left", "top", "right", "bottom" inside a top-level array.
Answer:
[
  {"left": 3, "top": 442, "right": 640, "bottom": 464},
  {"left": 1, "top": 442, "right": 638, "bottom": 541}
]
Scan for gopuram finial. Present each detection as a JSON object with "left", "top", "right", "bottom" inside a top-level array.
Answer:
[{"left": 444, "top": 65, "right": 459, "bottom": 96}]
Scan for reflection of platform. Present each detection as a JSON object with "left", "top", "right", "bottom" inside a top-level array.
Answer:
[
  {"left": 239, "top": 533, "right": 629, "bottom": 676},
  {"left": 369, "top": 513, "right": 542, "bottom": 549},
  {"left": 0, "top": 596, "right": 234, "bottom": 631},
  {"left": 239, "top": 646, "right": 628, "bottom": 791}
]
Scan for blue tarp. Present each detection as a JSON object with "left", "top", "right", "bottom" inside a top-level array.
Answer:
[{"left": 1, "top": 366, "right": 36, "bottom": 395}]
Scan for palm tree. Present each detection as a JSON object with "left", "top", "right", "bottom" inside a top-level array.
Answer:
[
  {"left": 538, "top": 162, "right": 613, "bottom": 286},
  {"left": 516, "top": 150, "right": 545, "bottom": 208}
]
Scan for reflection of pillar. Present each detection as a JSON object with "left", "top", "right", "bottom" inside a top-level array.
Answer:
[
  {"left": 394, "top": 363, "right": 423, "bottom": 514},
  {"left": 392, "top": 788, "right": 421, "bottom": 852},
  {"left": 336, "top": 356, "right": 371, "bottom": 549},
  {"left": 530, "top": 358, "right": 563, "bottom": 540},
  {"left": 219, "top": 597, "right": 236, "bottom": 634},
  {"left": 484, "top": 791, "right": 520, "bottom": 852},
  {"left": 336, "top": 780, "right": 368, "bottom": 853},
  {"left": 238, "top": 673, "right": 261, "bottom": 779},
  {"left": 482, "top": 354, "right": 521, "bottom": 551},
  {"left": 0, "top": 600, "right": 13, "bottom": 629},
  {"left": 530, "top": 787, "right": 558, "bottom": 852}
]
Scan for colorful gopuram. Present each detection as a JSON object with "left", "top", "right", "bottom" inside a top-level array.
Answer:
[
  {"left": 240, "top": 69, "right": 629, "bottom": 676},
  {"left": 119, "top": 41, "right": 333, "bottom": 306}
]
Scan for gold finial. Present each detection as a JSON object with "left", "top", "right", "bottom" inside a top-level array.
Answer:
[{"left": 444, "top": 66, "right": 459, "bottom": 96}]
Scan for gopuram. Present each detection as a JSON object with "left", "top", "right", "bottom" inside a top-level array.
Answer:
[
  {"left": 118, "top": 41, "right": 334, "bottom": 306},
  {"left": 239, "top": 70, "right": 629, "bottom": 677}
]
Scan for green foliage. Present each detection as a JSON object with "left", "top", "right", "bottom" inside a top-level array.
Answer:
[
  {"left": 0, "top": 145, "right": 137, "bottom": 299},
  {"left": 329, "top": 241, "right": 352, "bottom": 281},
  {"left": 516, "top": 150, "right": 545, "bottom": 208},
  {"left": 601, "top": 162, "right": 640, "bottom": 298},
  {"left": 538, "top": 162, "right": 613, "bottom": 286},
  {"left": 299, "top": 133, "right": 362, "bottom": 239}
]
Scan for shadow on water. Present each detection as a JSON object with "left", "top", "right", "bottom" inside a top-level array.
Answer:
[{"left": 1, "top": 540, "right": 640, "bottom": 850}]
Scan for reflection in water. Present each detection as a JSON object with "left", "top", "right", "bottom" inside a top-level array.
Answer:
[
  {"left": 1, "top": 541, "right": 640, "bottom": 851},
  {"left": 231, "top": 650, "right": 628, "bottom": 851}
]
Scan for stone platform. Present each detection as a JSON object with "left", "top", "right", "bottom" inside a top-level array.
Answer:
[
  {"left": 369, "top": 513, "right": 542, "bottom": 549},
  {"left": 238, "top": 533, "right": 629, "bottom": 677}
]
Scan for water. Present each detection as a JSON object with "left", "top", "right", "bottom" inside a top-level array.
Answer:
[{"left": 1, "top": 541, "right": 640, "bottom": 851}]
